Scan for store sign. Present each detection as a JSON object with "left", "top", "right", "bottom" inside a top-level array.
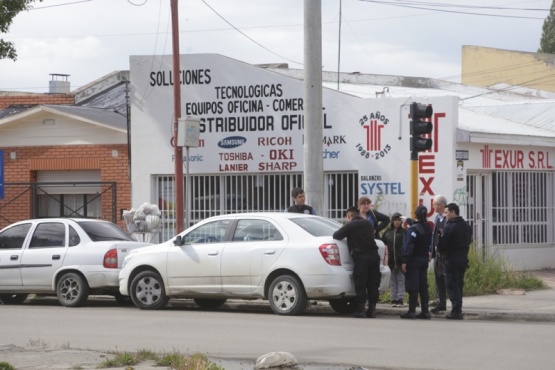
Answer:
[
  {"left": 130, "top": 54, "right": 459, "bottom": 216},
  {"left": 456, "top": 150, "right": 469, "bottom": 160}
]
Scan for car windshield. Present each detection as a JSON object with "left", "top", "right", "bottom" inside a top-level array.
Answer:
[
  {"left": 289, "top": 216, "right": 343, "bottom": 237},
  {"left": 77, "top": 221, "right": 135, "bottom": 242}
]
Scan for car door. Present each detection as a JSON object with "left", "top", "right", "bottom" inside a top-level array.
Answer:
[
  {"left": 20, "top": 222, "right": 68, "bottom": 288},
  {"left": 165, "top": 219, "right": 229, "bottom": 295},
  {"left": 0, "top": 223, "right": 32, "bottom": 287},
  {"left": 221, "top": 218, "right": 285, "bottom": 294}
]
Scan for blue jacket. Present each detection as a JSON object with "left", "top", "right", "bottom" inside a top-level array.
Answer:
[{"left": 402, "top": 221, "right": 432, "bottom": 264}]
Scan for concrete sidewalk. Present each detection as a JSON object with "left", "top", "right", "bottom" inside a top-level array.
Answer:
[{"left": 376, "top": 269, "right": 555, "bottom": 322}]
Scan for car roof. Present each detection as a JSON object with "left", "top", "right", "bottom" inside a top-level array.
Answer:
[
  {"left": 199, "top": 212, "right": 322, "bottom": 221},
  {"left": 6, "top": 218, "right": 112, "bottom": 226}
]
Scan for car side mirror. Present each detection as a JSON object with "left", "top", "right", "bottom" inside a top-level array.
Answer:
[{"left": 173, "top": 235, "right": 183, "bottom": 246}]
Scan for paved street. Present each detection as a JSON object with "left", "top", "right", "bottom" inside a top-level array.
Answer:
[{"left": 1, "top": 269, "right": 554, "bottom": 369}]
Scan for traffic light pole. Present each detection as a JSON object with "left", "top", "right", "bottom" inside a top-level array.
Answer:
[
  {"left": 410, "top": 151, "right": 419, "bottom": 219},
  {"left": 409, "top": 102, "right": 433, "bottom": 217}
]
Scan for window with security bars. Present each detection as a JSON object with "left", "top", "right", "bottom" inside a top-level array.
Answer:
[
  {"left": 154, "top": 172, "right": 358, "bottom": 241},
  {"left": 491, "top": 171, "right": 554, "bottom": 245}
]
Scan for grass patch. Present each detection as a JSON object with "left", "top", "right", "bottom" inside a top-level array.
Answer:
[
  {"left": 380, "top": 246, "right": 547, "bottom": 303},
  {"left": 97, "top": 350, "right": 223, "bottom": 370},
  {"left": 457, "top": 247, "right": 547, "bottom": 296},
  {"left": 0, "top": 362, "right": 15, "bottom": 370},
  {"left": 99, "top": 352, "right": 137, "bottom": 367}
]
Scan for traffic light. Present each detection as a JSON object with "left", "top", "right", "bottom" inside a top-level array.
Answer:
[{"left": 410, "top": 102, "right": 433, "bottom": 156}]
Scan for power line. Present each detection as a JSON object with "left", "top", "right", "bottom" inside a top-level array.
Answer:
[
  {"left": 200, "top": 0, "right": 303, "bottom": 66},
  {"left": 359, "top": 0, "right": 549, "bottom": 19}
]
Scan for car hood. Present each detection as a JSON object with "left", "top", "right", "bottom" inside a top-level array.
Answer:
[{"left": 125, "top": 242, "right": 167, "bottom": 258}]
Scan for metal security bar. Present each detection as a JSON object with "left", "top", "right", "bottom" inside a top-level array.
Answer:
[
  {"left": 154, "top": 171, "right": 358, "bottom": 241},
  {"left": 491, "top": 171, "right": 554, "bottom": 245}
]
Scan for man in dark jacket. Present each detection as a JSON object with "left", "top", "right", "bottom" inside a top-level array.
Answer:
[
  {"left": 333, "top": 207, "right": 381, "bottom": 318},
  {"left": 400, "top": 205, "right": 433, "bottom": 319},
  {"left": 437, "top": 203, "right": 472, "bottom": 320},
  {"left": 286, "top": 187, "right": 317, "bottom": 215},
  {"left": 357, "top": 196, "right": 390, "bottom": 239}
]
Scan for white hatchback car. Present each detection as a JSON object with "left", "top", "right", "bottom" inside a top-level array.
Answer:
[
  {"left": 120, "top": 213, "right": 390, "bottom": 315},
  {"left": 0, "top": 218, "right": 150, "bottom": 307}
]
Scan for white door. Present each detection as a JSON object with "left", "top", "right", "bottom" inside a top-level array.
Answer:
[
  {"left": 466, "top": 173, "right": 491, "bottom": 257},
  {"left": 20, "top": 222, "right": 67, "bottom": 287},
  {"left": 165, "top": 220, "right": 229, "bottom": 294},
  {"left": 0, "top": 223, "right": 31, "bottom": 287},
  {"left": 222, "top": 219, "right": 285, "bottom": 294}
]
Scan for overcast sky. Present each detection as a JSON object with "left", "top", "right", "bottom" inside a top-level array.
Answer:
[{"left": 0, "top": 0, "right": 551, "bottom": 93}]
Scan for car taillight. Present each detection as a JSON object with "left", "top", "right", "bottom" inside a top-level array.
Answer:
[
  {"left": 103, "top": 249, "right": 118, "bottom": 268},
  {"left": 319, "top": 243, "right": 341, "bottom": 266}
]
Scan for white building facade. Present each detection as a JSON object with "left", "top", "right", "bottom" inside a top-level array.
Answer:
[{"left": 130, "top": 54, "right": 555, "bottom": 270}]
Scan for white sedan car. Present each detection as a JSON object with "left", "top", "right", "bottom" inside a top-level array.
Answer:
[
  {"left": 0, "top": 218, "right": 150, "bottom": 307},
  {"left": 120, "top": 213, "right": 390, "bottom": 316}
]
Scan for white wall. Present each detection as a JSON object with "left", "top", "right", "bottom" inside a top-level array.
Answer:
[{"left": 130, "top": 54, "right": 459, "bottom": 218}]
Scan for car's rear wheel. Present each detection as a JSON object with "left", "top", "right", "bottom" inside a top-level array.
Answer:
[
  {"left": 0, "top": 293, "right": 29, "bottom": 305},
  {"left": 57, "top": 273, "right": 90, "bottom": 307},
  {"left": 329, "top": 297, "right": 358, "bottom": 314},
  {"left": 129, "top": 270, "right": 168, "bottom": 310},
  {"left": 194, "top": 298, "right": 227, "bottom": 309},
  {"left": 268, "top": 275, "right": 307, "bottom": 315}
]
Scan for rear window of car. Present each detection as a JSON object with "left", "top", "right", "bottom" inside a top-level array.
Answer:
[
  {"left": 29, "top": 222, "right": 66, "bottom": 248},
  {"left": 289, "top": 217, "right": 343, "bottom": 237},
  {"left": 0, "top": 223, "right": 32, "bottom": 250},
  {"left": 77, "top": 221, "right": 134, "bottom": 242}
]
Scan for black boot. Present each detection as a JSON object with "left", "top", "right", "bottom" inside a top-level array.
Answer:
[
  {"left": 400, "top": 311, "right": 417, "bottom": 319},
  {"left": 352, "top": 303, "right": 366, "bottom": 318},
  {"left": 400, "top": 302, "right": 417, "bottom": 319},
  {"left": 366, "top": 303, "right": 376, "bottom": 318},
  {"left": 446, "top": 311, "right": 464, "bottom": 320}
]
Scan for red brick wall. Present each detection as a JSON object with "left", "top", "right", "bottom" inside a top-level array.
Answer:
[
  {"left": 0, "top": 144, "right": 130, "bottom": 229},
  {"left": 0, "top": 94, "right": 74, "bottom": 109}
]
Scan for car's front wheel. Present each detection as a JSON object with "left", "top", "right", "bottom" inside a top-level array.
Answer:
[
  {"left": 329, "top": 297, "right": 358, "bottom": 314},
  {"left": 194, "top": 298, "right": 227, "bottom": 309},
  {"left": 268, "top": 275, "right": 307, "bottom": 316},
  {"left": 0, "top": 293, "right": 29, "bottom": 305},
  {"left": 57, "top": 272, "right": 90, "bottom": 307},
  {"left": 129, "top": 270, "right": 168, "bottom": 310}
]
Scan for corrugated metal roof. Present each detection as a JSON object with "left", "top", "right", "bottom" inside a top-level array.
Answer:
[
  {"left": 458, "top": 108, "right": 555, "bottom": 138},
  {"left": 313, "top": 72, "right": 555, "bottom": 139},
  {"left": 460, "top": 101, "right": 555, "bottom": 133}
]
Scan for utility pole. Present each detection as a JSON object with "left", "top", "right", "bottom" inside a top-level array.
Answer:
[
  {"left": 304, "top": 0, "right": 324, "bottom": 215},
  {"left": 171, "top": 0, "right": 184, "bottom": 233}
]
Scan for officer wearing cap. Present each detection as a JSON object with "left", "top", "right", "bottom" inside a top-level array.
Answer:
[{"left": 400, "top": 205, "right": 433, "bottom": 319}]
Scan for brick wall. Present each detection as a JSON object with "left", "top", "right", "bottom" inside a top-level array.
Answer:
[
  {"left": 0, "top": 144, "right": 130, "bottom": 229},
  {"left": 0, "top": 94, "right": 74, "bottom": 109}
]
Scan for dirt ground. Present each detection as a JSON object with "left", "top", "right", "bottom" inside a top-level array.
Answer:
[{"left": 0, "top": 344, "right": 255, "bottom": 369}]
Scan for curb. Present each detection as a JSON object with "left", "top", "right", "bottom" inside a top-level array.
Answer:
[
  {"left": 375, "top": 306, "right": 555, "bottom": 322},
  {"left": 226, "top": 300, "right": 555, "bottom": 322}
]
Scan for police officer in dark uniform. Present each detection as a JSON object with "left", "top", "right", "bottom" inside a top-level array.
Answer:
[
  {"left": 400, "top": 205, "right": 433, "bottom": 319},
  {"left": 333, "top": 207, "right": 381, "bottom": 318}
]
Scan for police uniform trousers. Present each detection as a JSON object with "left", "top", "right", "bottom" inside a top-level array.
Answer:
[{"left": 352, "top": 249, "right": 381, "bottom": 309}]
